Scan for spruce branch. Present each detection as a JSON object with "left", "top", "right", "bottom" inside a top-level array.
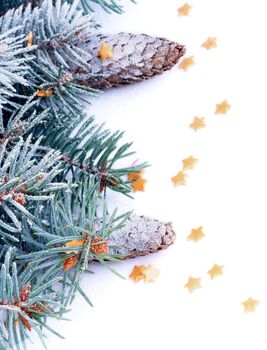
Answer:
[
  {"left": 37, "top": 112, "right": 147, "bottom": 195},
  {"left": 0, "top": 248, "right": 68, "bottom": 349},
  {"left": 0, "top": 0, "right": 133, "bottom": 16},
  {"left": 0, "top": 135, "right": 67, "bottom": 243},
  {"left": 1, "top": 0, "right": 185, "bottom": 120},
  {"left": 0, "top": 27, "right": 34, "bottom": 109},
  {"left": 0, "top": 1, "right": 180, "bottom": 349},
  {"left": 1, "top": 100, "right": 49, "bottom": 143},
  {"left": 1, "top": 0, "right": 100, "bottom": 120}
]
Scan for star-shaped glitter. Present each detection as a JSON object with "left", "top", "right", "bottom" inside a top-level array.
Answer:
[
  {"left": 242, "top": 297, "right": 260, "bottom": 313},
  {"left": 179, "top": 56, "right": 195, "bottom": 71},
  {"left": 128, "top": 170, "right": 147, "bottom": 192},
  {"left": 98, "top": 42, "right": 113, "bottom": 62},
  {"left": 202, "top": 37, "right": 217, "bottom": 50},
  {"left": 37, "top": 89, "right": 54, "bottom": 97},
  {"left": 171, "top": 171, "right": 187, "bottom": 187},
  {"left": 143, "top": 265, "right": 160, "bottom": 283},
  {"left": 182, "top": 156, "right": 198, "bottom": 171},
  {"left": 131, "top": 177, "right": 147, "bottom": 192},
  {"left": 187, "top": 226, "right": 205, "bottom": 242},
  {"left": 189, "top": 116, "right": 206, "bottom": 131},
  {"left": 65, "top": 239, "right": 85, "bottom": 254},
  {"left": 129, "top": 265, "right": 146, "bottom": 282},
  {"left": 27, "top": 31, "right": 33, "bottom": 47},
  {"left": 207, "top": 264, "right": 224, "bottom": 279},
  {"left": 215, "top": 100, "right": 231, "bottom": 115},
  {"left": 184, "top": 277, "right": 202, "bottom": 293},
  {"left": 178, "top": 3, "right": 192, "bottom": 16}
]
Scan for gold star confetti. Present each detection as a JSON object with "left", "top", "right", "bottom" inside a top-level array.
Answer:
[
  {"left": 131, "top": 177, "right": 147, "bottom": 192},
  {"left": 63, "top": 255, "right": 79, "bottom": 272},
  {"left": 177, "top": 3, "right": 192, "bottom": 16},
  {"left": 129, "top": 265, "right": 160, "bottom": 283},
  {"left": 189, "top": 116, "right": 206, "bottom": 131},
  {"left": 207, "top": 264, "right": 224, "bottom": 279},
  {"left": 182, "top": 156, "right": 198, "bottom": 171},
  {"left": 98, "top": 42, "right": 113, "bottom": 62},
  {"left": 27, "top": 31, "right": 33, "bottom": 47},
  {"left": 65, "top": 239, "right": 85, "bottom": 254},
  {"left": 215, "top": 99, "right": 231, "bottom": 115},
  {"left": 179, "top": 56, "right": 195, "bottom": 71},
  {"left": 184, "top": 277, "right": 202, "bottom": 293},
  {"left": 129, "top": 265, "right": 146, "bottom": 282},
  {"left": 242, "top": 297, "right": 260, "bottom": 313},
  {"left": 128, "top": 170, "right": 147, "bottom": 192},
  {"left": 36, "top": 89, "right": 54, "bottom": 97},
  {"left": 143, "top": 265, "right": 160, "bottom": 283},
  {"left": 171, "top": 171, "right": 187, "bottom": 187},
  {"left": 202, "top": 37, "right": 217, "bottom": 50},
  {"left": 187, "top": 226, "right": 205, "bottom": 242}
]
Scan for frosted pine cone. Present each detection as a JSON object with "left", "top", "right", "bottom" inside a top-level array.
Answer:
[
  {"left": 75, "top": 33, "right": 186, "bottom": 89},
  {"left": 96, "top": 214, "right": 176, "bottom": 259}
]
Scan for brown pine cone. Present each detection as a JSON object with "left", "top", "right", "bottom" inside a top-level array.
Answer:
[
  {"left": 75, "top": 33, "right": 186, "bottom": 89},
  {"left": 96, "top": 214, "right": 176, "bottom": 259}
]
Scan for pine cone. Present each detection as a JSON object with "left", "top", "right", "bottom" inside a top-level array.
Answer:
[
  {"left": 96, "top": 214, "right": 176, "bottom": 259},
  {"left": 75, "top": 33, "right": 186, "bottom": 89}
]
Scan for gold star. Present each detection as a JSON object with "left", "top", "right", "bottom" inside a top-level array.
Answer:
[
  {"left": 27, "top": 31, "right": 33, "bottom": 47},
  {"left": 202, "top": 37, "right": 217, "bottom": 50},
  {"left": 215, "top": 100, "right": 231, "bottom": 115},
  {"left": 182, "top": 156, "right": 198, "bottom": 171},
  {"left": 187, "top": 226, "right": 205, "bottom": 242},
  {"left": 184, "top": 277, "right": 202, "bottom": 293},
  {"left": 129, "top": 265, "right": 146, "bottom": 283},
  {"left": 189, "top": 116, "right": 206, "bottom": 131},
  {"left": 143, "top": 265, "right": 160, "bottom": 283},
  {"left": 171, "top": 171, "right": 187, "bottom": 187},
  {"left": 131, "top": 177, "right": 147, "bottom": 192},
  {"left": 37, "top": 89, "right": 54, "bottom": 97},
  {"left": 207, "top": 264, "right": 224, "bottom": 279},
  {"left": 98, "top": 42, "right": 113, "bottom": 62},
  {"left": 179, "top": 56, "right": 195, "bottom": 71},
  {"left": 128, "top": 170, "right": 147, "bottom": 192},
  {"left": 242, "top": 297, "right": 260, "bottom": 313},
  {"left": 178, "top": 3, "right": 192, "bottom": 16},
  {"left": 65, "top": 239, "right": 85, "bottom": 254}
]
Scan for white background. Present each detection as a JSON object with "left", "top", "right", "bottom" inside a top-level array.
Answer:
[{"left": 32, "top": 0, "right": 267, "bottom": 349}]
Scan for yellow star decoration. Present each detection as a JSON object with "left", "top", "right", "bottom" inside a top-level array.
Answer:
[
  {"left": 215, "top": 99, "right": 231, "bottom": 115},
  {"left": 179, "top": 56, "right": 195, "bottom": 71},
  {"left": 182, "top": 156, "right": 198, "bottom": 171},
  {"left": 187, "top": 226, "right": 205, "bottom": 242},
  {"left": 143, "top": 265, "right": 160, "bottom": 283},
  {"left": 242, "top": 297, "right": 260, "bottom": 313},
  {"left": 177, "top": 3, "right": 192, "bottom": 16},
  {"left": 36, "top": 89, "right": 54, "bottom": 97},
  {"left": 207, "top": 264, "right": 224, "bottom": 279},
  {"left": 129, "top": 265, "right": 146, "bottom": 283},
  {"left": 129, "top": 265, "right": 160, "bottom": 283},
  {"left": 65, "top": 239, "right": 85, "bottom": 254},
  {"left": 202, "top": 37, "right": 217, "bottom": 50},
  {"left": 184, "top": 277, "right": 202, "bottom": 293},
  {"left": 128, "top": 170, "right": 147, "bottom": 192},
  {"left": 27, "top": 31, "right": 33, "bottom": 47},
  {"left": 131, "top": 177, "right": 147, "bottom": 192},
  {"left": 189, "top": 116, "right": 206, "bottom": 131},
  {"left": 98, "top": 42, "right": 113, "bottom": 62},
  {"left": 171, "top": 171, "right": 187, "bottom": 187}
]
